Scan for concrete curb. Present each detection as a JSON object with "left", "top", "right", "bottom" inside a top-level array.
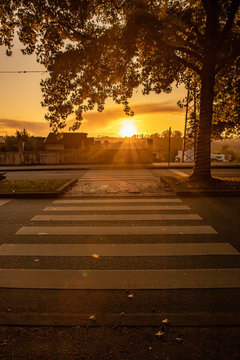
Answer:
[
  {"left": 0, "top": 166, "right": 90, "bottom": 172},
  {"left": 0, "top": 178, "right": 77, "bottom": 199},
  {"left": 161, "top": 176, "right": 240, "bottom": 197},
  {"left": 148, "top": 164, "right": 240, "bottom": 170}
]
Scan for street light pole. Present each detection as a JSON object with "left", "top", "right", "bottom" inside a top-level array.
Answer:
[{"left": 168, "top": 126, "right": 171, "bottom": 168}]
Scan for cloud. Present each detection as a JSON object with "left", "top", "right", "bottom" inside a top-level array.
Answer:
[
  {"left": 0, "top": 101, "right": 184, "bottom": 135},
  {"left": 81, "top": 101, "right": 183, "bottom": 130},
  {"left": 133, "top": 102, "right": 184, "bottom": 115},
  {"left": 0, "top": 118, "right": 49, "bottom": 135}
]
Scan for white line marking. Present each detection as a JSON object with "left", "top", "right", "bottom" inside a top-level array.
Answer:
[
  {"left": 43, "top": 205, "right": 190, "bottom": 211},
  {"left": 0, "top": 200, "right": 10, "bottom": 207},
  {"left": 0, "top": 243, "right": 237, "bottom": 256},
  {"left": 53, "top": 198, "right": 182, "bottom": 204},
  {"left": 31, "top": 214, "right": 202, "bottom": 221},
  {"left": 81, "top": 170, "right": 159, "bottom": 180},
  {"left": 15, "top": 225, "right": 217, "bottom": 235},
  {"left": 1, "top": 269, "right": 240, "bottom": 289}
]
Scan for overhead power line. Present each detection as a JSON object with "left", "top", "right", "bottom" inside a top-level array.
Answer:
[{"left": 0, "top": 70, "right": 48, "bottom": 74}]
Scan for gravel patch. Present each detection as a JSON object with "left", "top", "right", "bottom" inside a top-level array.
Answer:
[{"left": 66, "top": 179, "right": 164, "bottom": 196}]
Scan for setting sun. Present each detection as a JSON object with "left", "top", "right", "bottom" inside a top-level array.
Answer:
[{"left": 119, "top": 124, "right": 137, "bottom": 137}]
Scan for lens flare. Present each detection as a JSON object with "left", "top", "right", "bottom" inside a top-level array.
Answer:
[{"left": 119, "top": 124, "right": 137, "bottom": 137}]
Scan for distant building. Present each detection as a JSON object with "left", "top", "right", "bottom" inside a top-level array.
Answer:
[{"left": 44, "top": 132, "right": 93, "bottom": 151}]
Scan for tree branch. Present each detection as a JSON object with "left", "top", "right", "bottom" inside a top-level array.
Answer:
[
  {"left": 215, "top": 38, "right": 240, "bottom": 74},
  {"left": 174, "top": 54, "right": 201, "bottom": 75},
  {"left": 170, "top": 45, "right": 202, "bottom": 61},
  {"left": 220, "top": 0, "right": 240, "bottom": 42},
  {"left": 170, "top": 21, "right": 204, "bottom": 49}
]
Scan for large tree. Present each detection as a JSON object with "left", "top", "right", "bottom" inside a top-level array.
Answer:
[{"left": 1, "top": 0, "right": 240, "bottom": 181}]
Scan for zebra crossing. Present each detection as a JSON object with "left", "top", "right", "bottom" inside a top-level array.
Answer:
[
  {"left": 80, "top": 169, "right": 158, "bottom": 181},
  {"left": 0, "top": 196, "right": 240, "bottom": 289}
]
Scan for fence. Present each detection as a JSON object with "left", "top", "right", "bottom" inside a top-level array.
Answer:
[{"left": 0, "top": 149, "right": 153, "bottom": 165}]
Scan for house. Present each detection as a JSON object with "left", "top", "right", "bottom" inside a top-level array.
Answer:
[
  {"left": 44, "top": 132, "right": 92, "bottom": 151},
  {"left": 91, "top": 137, "right": 153, "bottom": 163}
]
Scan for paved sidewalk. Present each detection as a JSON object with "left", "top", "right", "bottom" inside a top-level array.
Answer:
[{"left": 66, "top": 169, "right": 164, "bottom": 196}]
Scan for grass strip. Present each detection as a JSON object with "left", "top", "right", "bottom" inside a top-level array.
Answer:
[{"left": 0, "top": 179, "right": 70, "bottom": 193}]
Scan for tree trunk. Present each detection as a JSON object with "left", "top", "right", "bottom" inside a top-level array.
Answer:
[{"left": 190, "top": 65, "right": 215, "bottom": 182}]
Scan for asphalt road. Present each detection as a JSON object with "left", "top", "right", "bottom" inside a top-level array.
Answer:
[
  {"left": 0, "top": 182, "right": 240, "bottom": 359},
  {"left": 2, "top": 167, "right": 240, "bottom": 179}
]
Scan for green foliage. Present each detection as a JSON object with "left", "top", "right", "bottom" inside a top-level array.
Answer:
[
  {"left": 1, "top": 1, "right": 240, "bottom": 178},
  {"left": 2, "top": 135, "right": 18, "bottom": 152},
  {"left": 15, "top": 128, "right": 30, "bottom": 141},
  {"left": 1, "top": 1, "right": 239, "bottom": 133},
  {"left": 0, "top": 0, "right": 17, "bottom": 55},
  {"left": 0, "top": 129, "right": 44, "bottom": 152},
  {"left": 212, "top": 57, "right": 240, "bottom": 138},
  {"left": 0, "top": 179, "right": 69, "bottom": 193}
]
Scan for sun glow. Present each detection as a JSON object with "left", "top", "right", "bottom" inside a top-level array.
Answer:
[{"left": 119, "top": 124, "right": 138, "bottom": 137}]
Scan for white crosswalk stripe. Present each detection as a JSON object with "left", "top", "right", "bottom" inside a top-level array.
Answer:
[
  {"left": 53, "top": 198, "right": 182, "bottom": 204},
  {"left": 44, "top": 205, "right": 190, "bottom": 211},
  {"left": 16, "top": 225, "right": 217, "bottom": 235},
  {"left": 31, "top": 214, "right": 202, "bottom": 221},
  {"left": 0, "top": 199, "right": 10, "bottom": 207},
  {"left": 81, "top": 169, "right": 158, "bottom": 181},
  {"left": 1, "top": 195, "right": 240, "bottom": 290}
]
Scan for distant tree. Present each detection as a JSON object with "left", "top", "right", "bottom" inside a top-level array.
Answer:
[
  {"left": 15, "top": 129, "right": 37, "bottom": 151},
  {"left": 16, "top": 128, "right": 30, "bottom": 142},
  {"left": 2, "top": 136, "right": 18, "bottom": 152},
  {"left": 171, "top": 130, "right": 182, "bottom": 140},
  {"left": 0, "top": 129, "right": 43, "bottom": 152},
  {"left": 161, "top": 130, "right": 170, "bottom": 139},
  {"left": 1, "top": 0, "right": 240, "bottom": 182}
]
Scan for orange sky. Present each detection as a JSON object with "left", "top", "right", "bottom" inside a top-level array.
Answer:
[{"left": 0, "top": 38, "right": 186, "bottom": 137}]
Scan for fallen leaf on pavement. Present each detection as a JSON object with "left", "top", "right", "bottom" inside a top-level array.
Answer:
[
  {"left": 175, "top": 337, "right": 183, "bottom": 343},
  {"left": 155, "top": 331, "right": 165, "bottom": 338}
]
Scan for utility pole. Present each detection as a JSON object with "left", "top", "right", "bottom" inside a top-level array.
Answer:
[{"left": 182, "top": 85, "right": 198, "bottom": 162}]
